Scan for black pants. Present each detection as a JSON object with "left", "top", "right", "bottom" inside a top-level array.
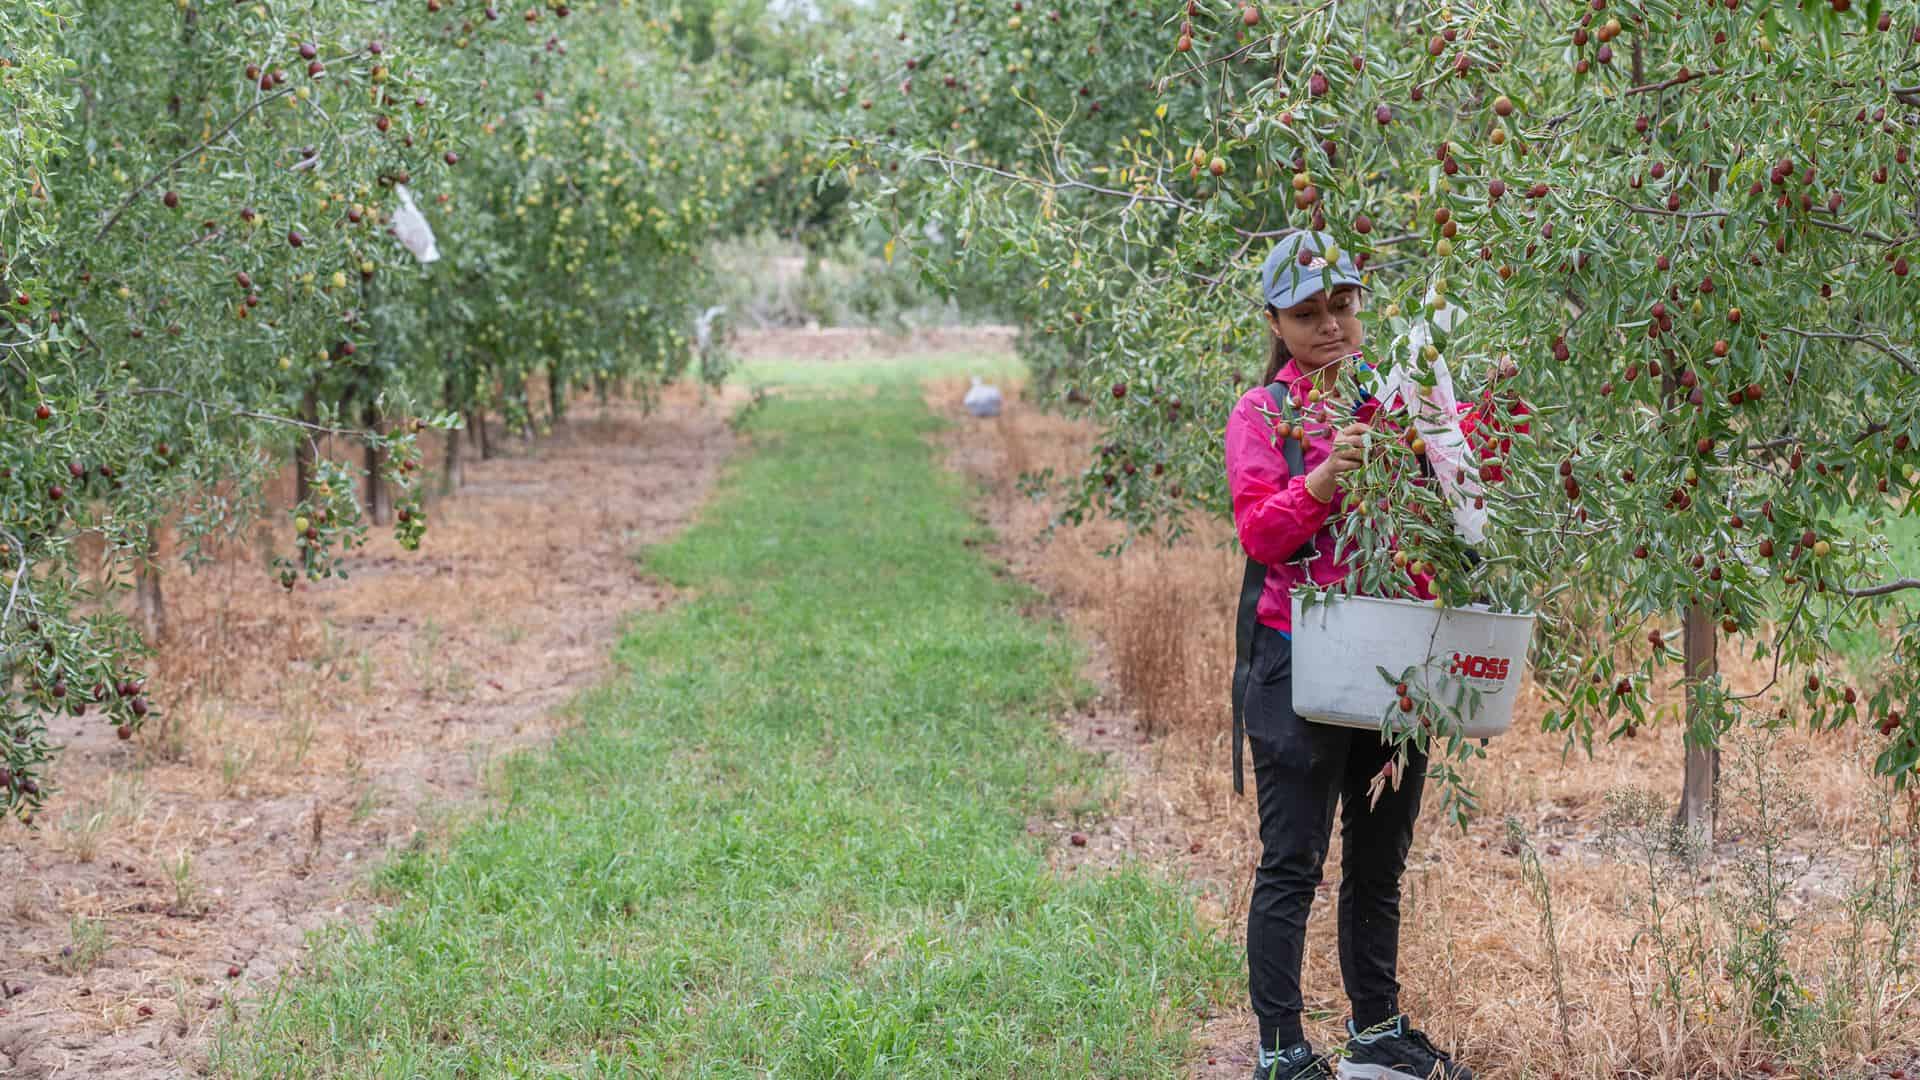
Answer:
[{"left": 1243, "top": 623, "right": 1427, "bottom": 1047}]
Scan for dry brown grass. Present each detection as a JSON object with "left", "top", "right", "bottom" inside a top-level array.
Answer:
[
  {"left": 1102, "top": 549, "right": 1210, "bottom": 739},
  {"left": 925, "top": 372, "right": 1920, "bottom": 1080}
]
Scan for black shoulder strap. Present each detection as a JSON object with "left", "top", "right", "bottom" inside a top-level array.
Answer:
[
  {"left": 1231, "top": 554, "right": 1265, "bottom": 798},
  {"left": 1232, "top": 382, "right": 1311, "bottom": 797}
]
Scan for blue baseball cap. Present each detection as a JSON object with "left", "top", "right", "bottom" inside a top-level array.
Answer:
[{"left": 1260, "top": 230, "right": 1369, "bottom": 310}]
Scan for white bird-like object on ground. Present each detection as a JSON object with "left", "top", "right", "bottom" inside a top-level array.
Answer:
[{"left": 963, "top": 375, "right": 1003, "bottom": 418}]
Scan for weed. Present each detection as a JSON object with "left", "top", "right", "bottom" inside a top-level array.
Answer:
[
  {"left": 57, "top": 774, "right": 150, "bottom": 863},
  {"left": 1719, "top": 730, "right": 1818, "bottom": 1047},
  {"left": 55, "top": 916, "right": 108, "bottom": 975},
  {"left": 1829, "top": 751, "right": 1920, "bottom": 1058},
  {"left": 441, "top": 659, "right": 475, "bottom": 700},
  {"left": 350, "top": 783, "right": 382, "bottom": 825},
  {"left": 1506, "top": 817, "right": 1574, "bottom": 1063},
  {"left": 464, "top": 739, "right": 498, "bottom": 792},
  {"left": 220, "top": 742, "right": 256, "bottom": 795},
  {"left": 107, "top": 771, "right": 152, "bottom": 822},
  {"left": 143, "top": 697, "right": 201, "bottom": 765},
  {"left": 299, "top": 805, "right": 325, "bottom": 874},
  {"left": 282, "top": 709, "right": 317, "bottom": 771},
  {"left": 1593, "top": 729, "right": 1903, "bottom": 1074},
  {"left": 406, "top": 618, "right": 472, "bottom": 699},
  {"left": 727, "top": 384, "right": 771, "bottom": 434},
  {"left": 1597, "top": 785, "right": 1719, "bottom": 1070},
  {"left": 406, "top": 618, "right": 444, "bottom": 688},
  {"left": 314, "top": 618, "right": 353, "bottom": 673},
  {"left": 342, "top": 741, "right": 365, "bottom": 787},
  {"left": 7, "top": 881, "right": 38, "bottom": 923},
  {"left": 59, "top": 805, "right": 108, "bottom": 864},
  {"left": 167, "top": 848, "right": 203, "bottom": 915},
  {"left": 170, "top": 973, "right": 195, "bottom": 1036}
]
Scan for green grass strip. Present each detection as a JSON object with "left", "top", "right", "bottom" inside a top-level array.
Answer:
[{"left": 213, "top": 377, "right": 1238, "bottom": 1078}]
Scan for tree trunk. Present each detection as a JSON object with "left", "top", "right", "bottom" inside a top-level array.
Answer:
[
  {"left": 443, "top": 373, "right": 467, "bottom": 493},
  {"left": 364, "top": 401, "right": 393, "bottom": 526},
  {"left": 518, "top": 372, "right": 535, "bottom": 442},
  {"left": 1656, "top": 241, "right": 1721, "bottom": 843},
  {"left": 444, "top": 422, "right": 465, "bottom": 492},
  {"left": 1678, "top": 602, "right": 1720, "bottom": 840},
  {"left": 549, "top": 366, "right": 567, "bottom": 427},
  {"left": 135, "top": 525, "right": 165, "bottom": 643},
  {"left": 471, "top": 408, "right": 495, "bottom": 460},
  {"left": 1674, "top": 109, "right": 1722, "bottom": 844},
  {"left": 294, "top": 385, "right": 319, "bottom": 505}
]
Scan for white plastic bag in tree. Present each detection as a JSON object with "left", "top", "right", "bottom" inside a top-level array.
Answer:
[
  {"left": 1368, "top": 356, "right": 1489, "bottom": 545},
  {"left": 694, "top": 305, "right": 727, "bottom": 353},
  {"left": 390, "top": 184, "right": 440, "bottom": 264}
]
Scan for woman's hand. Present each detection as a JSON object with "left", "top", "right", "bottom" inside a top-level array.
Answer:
[{"left": 1305, "top": 422, "right": 1372, "bottom": 503}]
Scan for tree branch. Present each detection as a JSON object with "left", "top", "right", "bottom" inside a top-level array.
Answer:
[
  {"left": 1590, "top": 191, "right": 1908, "bottom": 244},
  {"left": 1805, "top": 215, "right": 1906, "bottom": 245},
  {"left": 1159, "top": 31, "right": 1276, "bottom": 86},
  {"left": 95, "top": 86, "right": 298, "bottom": 243},
  {"left": 0, "top": 527, "right": 32, "bottom": 632},
  {"left": 1746, "top": 423, "right": 1888, "bottom": 453},
  {"left": 1624, "top": 66, "right": 1722, "bottom": 96},
  {"left": 1844, "top": 577, "right": 1920, "bottom": 599},
  {"left": 1730, "top": 585, "right": 1811, "bottom": 702},
  {"left": 1776, "top": 326, "right": 1920, "bottom": 376},
  {"left": 1603, "top": 195, "right": 1729, "bottom": 221},
  {"left": 131, "top": 386, "right": 380, "bottom": 439},
  {"left": 88, "top": 46, "right": 370, "bottom": 243}
]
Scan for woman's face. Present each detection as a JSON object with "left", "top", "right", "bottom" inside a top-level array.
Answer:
[{"left": 1266, "top": 285, "right": 1364, "bottom": 373}]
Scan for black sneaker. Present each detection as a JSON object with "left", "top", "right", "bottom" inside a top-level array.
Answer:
[
  {"left": 1335, "top": 1015, "right": 1472, "bottom": 1080},
  {"left": 1252, "top": 1039, "right": 1334, "bottom": 1080}
]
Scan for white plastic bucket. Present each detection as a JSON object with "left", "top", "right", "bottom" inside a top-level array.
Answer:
[{"left": 1289, "top": 594, "right": 1536, "bottom": 739}]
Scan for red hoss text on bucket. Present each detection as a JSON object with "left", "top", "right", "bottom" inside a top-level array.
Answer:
[{"left": 1449, "top": 653, "right": 1512, "bottom": 681}]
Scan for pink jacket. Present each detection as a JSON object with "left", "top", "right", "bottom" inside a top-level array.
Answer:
[{"left": 1224, "top": 356, "right": 1528, "bottom": 634}]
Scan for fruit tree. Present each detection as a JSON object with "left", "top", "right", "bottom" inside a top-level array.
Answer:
[{"left": 826, "top": 0, "right": 1920, "bottom": 831}]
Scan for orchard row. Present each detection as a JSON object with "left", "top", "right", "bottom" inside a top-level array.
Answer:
[{"left": 0, "top": 0, "right": 840, "bottom": 820}]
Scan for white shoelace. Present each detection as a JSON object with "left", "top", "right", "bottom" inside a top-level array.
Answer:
[{"left": 1258, "top": 1046, "right": 1292, "bottom": 1068}]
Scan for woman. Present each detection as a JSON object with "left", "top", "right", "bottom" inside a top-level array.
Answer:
[{"left": 1224, "top": 230, "right": 1489, "bottom": 1080}]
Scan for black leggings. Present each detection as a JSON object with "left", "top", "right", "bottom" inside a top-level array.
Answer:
[{"left": 1243, "top": 622, "right": 1427, "bottom": 1049}]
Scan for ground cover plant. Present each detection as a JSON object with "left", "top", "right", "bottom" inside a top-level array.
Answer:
[{"left": 210, "top": 377, "right": 1238, "bottom": 1077}]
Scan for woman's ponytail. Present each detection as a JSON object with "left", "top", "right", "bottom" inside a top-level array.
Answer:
[{"left": 1261, "top": 304, "right": 1291, "bottom": 386}]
